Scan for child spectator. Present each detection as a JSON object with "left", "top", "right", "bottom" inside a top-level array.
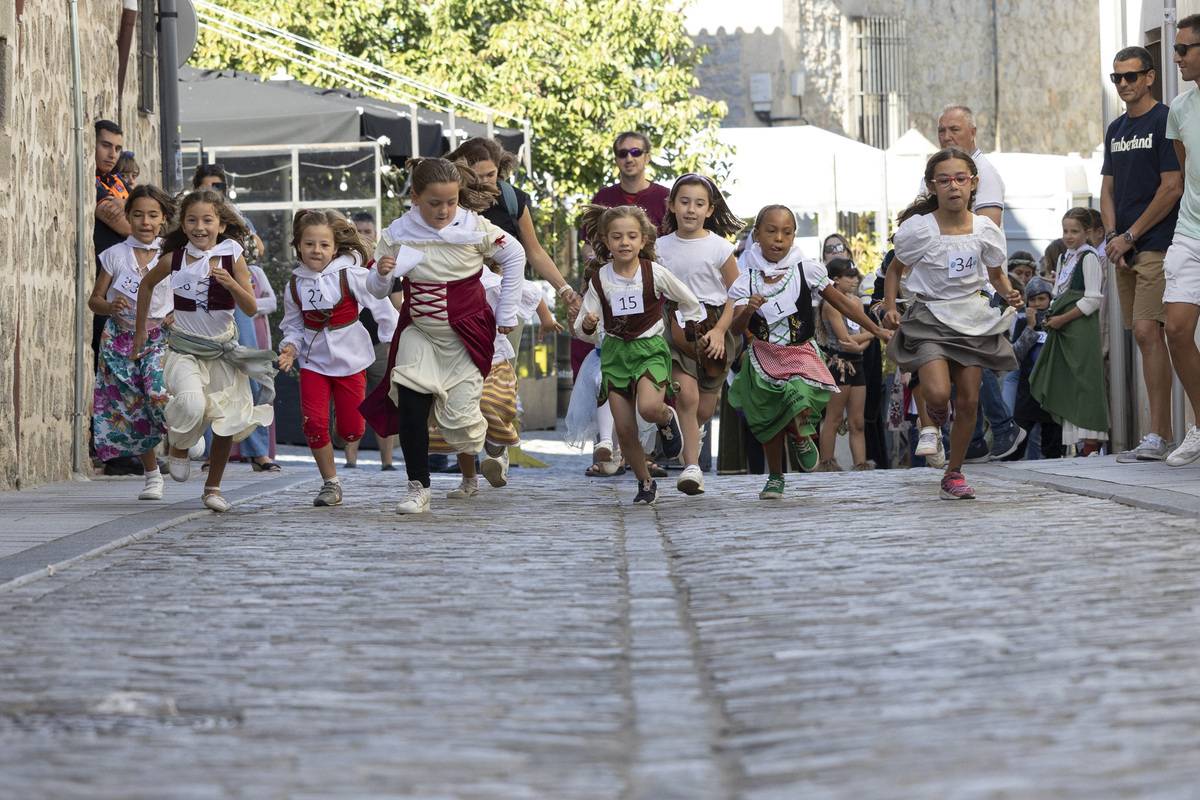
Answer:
[{"left": 1011, "top": 277, "right": 1062, "bottom": 458}]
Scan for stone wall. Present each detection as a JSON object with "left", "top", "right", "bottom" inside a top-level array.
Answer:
[
  {"left": 692, "top": 0, "right": 1102, "bottom": 155},
  {"left": 0, "top": 1, "right": 159, "bottom": 491}
]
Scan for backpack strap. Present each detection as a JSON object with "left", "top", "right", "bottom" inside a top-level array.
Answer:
[{"left": 499, "top": 180, "right": 519, "bottom": 223}]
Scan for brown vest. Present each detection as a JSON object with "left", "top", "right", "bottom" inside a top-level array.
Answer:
[
  {"left": 170, "top": 249, "right": 236, "bottom": 312},
  {"left": 591, "top": 259, "right": 661, "bottom": 341}
]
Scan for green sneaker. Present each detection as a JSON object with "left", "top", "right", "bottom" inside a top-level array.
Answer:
[
  {"left": 759, "top": 474, "right": 785, "bottom": 500},
  {"left": 790, "top": 434, "right": 819, "bottom": 473}
]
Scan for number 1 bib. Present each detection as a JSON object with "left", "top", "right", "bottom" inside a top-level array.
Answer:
[{"left": 760, "top": 294, "right": 792, "bottom": 324}]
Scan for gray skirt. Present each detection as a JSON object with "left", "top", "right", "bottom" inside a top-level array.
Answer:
[{"left": 887, "top": 301, "right": 1017, "bottom": 373}]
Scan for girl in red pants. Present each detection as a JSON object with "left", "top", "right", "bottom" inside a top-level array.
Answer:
[{"left": 278, "top": 209, "right": 397, "bottom": 506}]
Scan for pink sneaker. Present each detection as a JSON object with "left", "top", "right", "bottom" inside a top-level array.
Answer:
[{"left": 939, "top": 470, "right": 976, "bottom": 500}]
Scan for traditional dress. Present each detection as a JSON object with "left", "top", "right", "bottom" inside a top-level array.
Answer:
[
  {"left": 279, "top": 253, "right": 395, "bottom": 449},
  {"left": 728, "top": 243, "right": 838, "bottom": 443},
  {"left": 574, "top": 259, "right": 704, "bottom": 404},
  {"left": 886, "top": 213, "right": 1017, "bottom": 373},
  {"left": 362, "top": 207, "right": 525, "bottom": 460},
  {"left": 92, "top": 236, "right": 172, "bottom": 461},
  {"left": 162, "top": 239, "right": 276, "bottom": 449},
  {"left": 1029, "top": 246, "right": 1109, "bottom": 443},
  {"left": 429, "top": 271, "right": 543, "bottom": 455}
]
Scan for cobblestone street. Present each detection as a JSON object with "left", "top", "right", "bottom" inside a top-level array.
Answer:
[{"left": 3, "top": 455, "right": 1200, "bottom": 798}]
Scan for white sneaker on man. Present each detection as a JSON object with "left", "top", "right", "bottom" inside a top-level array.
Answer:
[
  {"left": 481, "top": 450, "right": 510, "bottom": 488},
  {"left": 1166, "top": 426, "right": 1200, "bottom": 466},
  {"left": 1116, "top": 433, "right": 1173, "bottom": 463},
  {"left": 396, "top": 480, "right": 432, "bottom": 514}
]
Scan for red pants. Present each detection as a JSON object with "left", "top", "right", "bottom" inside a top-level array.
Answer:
[{"left": 300, "top": 369, "right": 366, "bottom": 449}]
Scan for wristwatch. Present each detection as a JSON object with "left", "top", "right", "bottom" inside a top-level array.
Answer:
[{"left": 1123, "top": 230, "right": 1136, "bottom": 244}]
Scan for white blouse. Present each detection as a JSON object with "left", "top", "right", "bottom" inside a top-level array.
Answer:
[
  {"left": 1054, "top": 248, "right": 1103, "bottom": 317},
  {"left": 893, "top": 213, "right": 1007, "bottom": 301},
  {"left": 481, "top": 269, "right": 544, "bottom": 363},
  {"left": 656, "top": 232, "right": 736, "bottom": 306},
  {"left": 278, "top": 253, "right": 395, "bottom": 377},
  {"left": 171, "top": 239, "right": 244, "bottom": 338},
  {"left": 99, "top": 237, "right": 173, "bottom": 321},
  {"left": 573, "top": 262, "right": 704, "bottom": 344}
]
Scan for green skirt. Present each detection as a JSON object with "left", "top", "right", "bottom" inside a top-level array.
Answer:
[
  {"left": 728, "top": 358, "right": 831, "bottom": 444},
  {"left": 598, "top": 336, "right": 676, "bottom": 405},
  {"left": 1028, "top": 292, "right": 1109, "bottom": 432}
]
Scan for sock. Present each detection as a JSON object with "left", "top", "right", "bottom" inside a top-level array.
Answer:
[
  {"left": 927, "top": 405, "right": 950, "bottom": 427},
  {"left": 144, "top": 467, "right": 161, "bottom": 478},
  {"left": 325, "top": 476, "right": 340, "bottom": 485}
]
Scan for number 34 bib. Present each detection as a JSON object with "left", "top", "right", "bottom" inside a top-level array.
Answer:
[{"left": 947, "top": 249, "right": 982, "bottom": 279}]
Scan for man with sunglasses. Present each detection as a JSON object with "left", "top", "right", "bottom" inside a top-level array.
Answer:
[
  {"left": 1161, "top": 15, "right": 1200, "bottom": 467},
  {"left": 1101, "top": 45, "right": 1182, "bottom": 463},
  {"left": 589, "top": 132, "right": 670, "bottom": 234}
]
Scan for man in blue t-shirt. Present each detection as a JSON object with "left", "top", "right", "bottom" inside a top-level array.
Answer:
[{"left": 1101, "top": 45, "right": 1184, "bottom": 463}]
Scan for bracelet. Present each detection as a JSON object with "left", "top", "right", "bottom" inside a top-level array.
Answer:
[
  {"left": 556, "top": 284, "right": 574, "bottom": 297},
  {"left": 1104, "top": 230, "right": 1118, "bottom": 243}
]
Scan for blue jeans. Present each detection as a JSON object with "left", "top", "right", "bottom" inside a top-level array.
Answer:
[{"left": 970, "top": 369, "right": 1014, "bottom": 449}]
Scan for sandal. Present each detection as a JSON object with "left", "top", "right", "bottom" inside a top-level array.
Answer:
[
  {"left": 585, "top": 462, "right": 625, "bottom": 477},
  {"left": 647, "top": 462, "right": 668, "bottom": 479},
  {"left": 250, "top": 458, "right": 282, "bottom": 472},
  {"left": 202, "top": 487, "right": 231, "bottom": 512}
]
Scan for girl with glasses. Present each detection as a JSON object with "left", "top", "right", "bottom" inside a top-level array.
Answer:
[{"left": 881, "top": 147, "right": 1021, "bottom": 500}]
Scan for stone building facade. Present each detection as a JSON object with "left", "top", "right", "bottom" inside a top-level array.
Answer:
[
  {"left": 690, "top": 0, "right": 1103, "bottom": 155},
  {"left": 0, "top": 1, "right": 159, "bottom": 490}
]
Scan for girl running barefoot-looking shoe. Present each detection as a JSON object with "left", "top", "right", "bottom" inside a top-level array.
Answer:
[
  {"left": 729, "top": 206, "right": 891, "bottom": 501},
  {"left": 575, "top": 205, "right": 706, "bottom": 505},
  {"left": 88, "top": 184, "right": 175, "bottom": 501},
  {"left": 817, "top": 257, "right": 877, "bottom": 471},
  {"left": 656, "top": 173, "right": 744, "bottom": 495},
  {"left": 882, "top": 147, "right": 1021, "bottom": 500},
  {"left": 133, "top": 188, "right": 277, "bottom": 512},
  {"left": 278, "top": 209, "right": 397, "bottom": 507},
  {"left": 361, "top": 158, "right": 526, "bottom": 515},
  {"left": 1028, "top": 207, "right": 1110, "bottom": 456}
]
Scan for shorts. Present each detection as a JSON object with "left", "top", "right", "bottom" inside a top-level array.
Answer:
[
  {"left": 1163, "top": 232, "right": 1200, "bottom": 306},
  {"left": 826, "top": 351, "right": 866, "bottom": 387},
  {"left": 1114, "top": 249, "right": 1166, "bottom": 327}
]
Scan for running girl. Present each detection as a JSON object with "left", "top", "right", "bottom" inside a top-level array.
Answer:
[
  {"left": 88, "top": 184, "right": 175, "bottom": 501},
  {"left": 882, "top": 146, "right": 1021, "bottom": 500},
  {"left": 1028, "top": 207, "right": 1110, "bottom": 455},
  {"left": 729, "top": 206, "right": 890, "bottom": 500},
  {"left": 575, "top": 204, "right": 705, "bottom": 505},
  {"left": 361, "top": 157, "right": 527, "bottom": 515},
  {"left": 133, "top": 187, "right": 277, "bottom": 512},
  {"left": 656, "top": 173, "right": 744, "bottom": 495},
  {"left": 278, "top": 209, "right": 397, "bottom": 507},
  {"left": 816, "top": 257, "right": 877, "bottom": 471}
]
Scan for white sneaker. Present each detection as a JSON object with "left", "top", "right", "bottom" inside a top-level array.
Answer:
[
  {"left": 1116, "top": 433, "right": 1173, "bottom": 463},
  {"left": 446, "top": 477, "right": 479, "bottom": 499},
  {"left": 926, "top": 434, "right": 947, "bottom": 469},
  {"left": 1166, "top": 426, "right": 1200, "bottom": 466},
  {"left": 594, "top": 439, "right": 614, "bottom": 463},
  {"left": 188, "top": 440, "right": 206, "bottom": 461},
  {"left": 915, "top": 426, "right": 939, "bottom": 457},
  {"left": 396, "top": 480, "right": 431, "bottom": 514},
  {"left": 138, "top": 470, "right": 164, "bottom": 501},
  {"left": 677, "top": 464, "right": 705, "bottom": 495},
  {"left": 481, "top": 449, "right": 510, "bottom": 488},
  {"left": 167, "top": 455, "right": 191, "bottom": 483},
  {"left": 601, "top": 447, "right": 624, "bottom": 475}
]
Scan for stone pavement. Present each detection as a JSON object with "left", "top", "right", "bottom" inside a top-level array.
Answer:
[{"left": 2, "top": 441, "right": 1200, "bottom": 798}]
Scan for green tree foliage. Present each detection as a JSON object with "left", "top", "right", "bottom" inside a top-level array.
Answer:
[{"left": 192, "top": 0, "right": 730, "bottom": 203}]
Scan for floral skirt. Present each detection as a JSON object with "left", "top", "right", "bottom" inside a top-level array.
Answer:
[{"left": 92, "top": 319, "right": 168, "bottom": 460}]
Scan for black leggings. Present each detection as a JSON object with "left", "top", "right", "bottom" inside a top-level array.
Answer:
[{"left": 396, "top": 385, "right": 434, "bottom": 487}]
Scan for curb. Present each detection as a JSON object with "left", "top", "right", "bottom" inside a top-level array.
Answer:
[
  {"left": 975, "top": 464, "right": 1200, "bottom": 520},
  {"left": 0, "top": 473, "right": 312, "bottom": 594}
]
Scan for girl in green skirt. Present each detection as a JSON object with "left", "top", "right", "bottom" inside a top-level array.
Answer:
[
  {"left": 729, "top": 205, "right": 891, "bottom": 500},
  {"left": 575, "top": 205, "right": 706, "bottom": 505}
]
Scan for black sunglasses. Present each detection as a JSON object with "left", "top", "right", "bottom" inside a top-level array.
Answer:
[
  {"left": 1174, "top": 42, "right": 1200, "bottom": 57},
  {"left": 615, "top": 148, "right": 646, "bottom": 159},
  {"left": 1110, "top": 69, "right": 1151, "bottom": 84},
  {"left": 823, "top": 242, "right": 847, "bottom": 254},
  {"left": 197, "top": 163, "right": 225, "bottom": 175},
  {"left": 211, "top": 182, "right": 229, "bottom": 194}
]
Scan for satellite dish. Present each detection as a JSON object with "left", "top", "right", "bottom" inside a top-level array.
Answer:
[{"left": 176, "top": 0, "right": 199, "bottom": 68}]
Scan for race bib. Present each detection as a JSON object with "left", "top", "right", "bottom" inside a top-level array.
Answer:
[
  {"left": 300, "top": 282, "right": 336, "bottom": 311},
  {"left": 760, "top": 295, "right": 792, "bottom": 324},
  {"left": 170, "top": 270, "right": 200, "bottom": 301},
  {"left": 947, "top": 249, "right": 981, "bottom": 279},
  {"left": 114, "top": 271, "right": 141, "bottom": 301},
  {"left": 610, "top": 287, "right": 643, "bottom": 317},
  {"left": 1036, "top": 331, "right": 1048, "bottom": 344}
]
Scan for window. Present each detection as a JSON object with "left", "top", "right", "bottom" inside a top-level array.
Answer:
[
  {"left": 851, "top": 17, "right": 907, "bottom": 150},
  {"left": 138, "top": 0, "right": 155, "bottom": 114}
]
